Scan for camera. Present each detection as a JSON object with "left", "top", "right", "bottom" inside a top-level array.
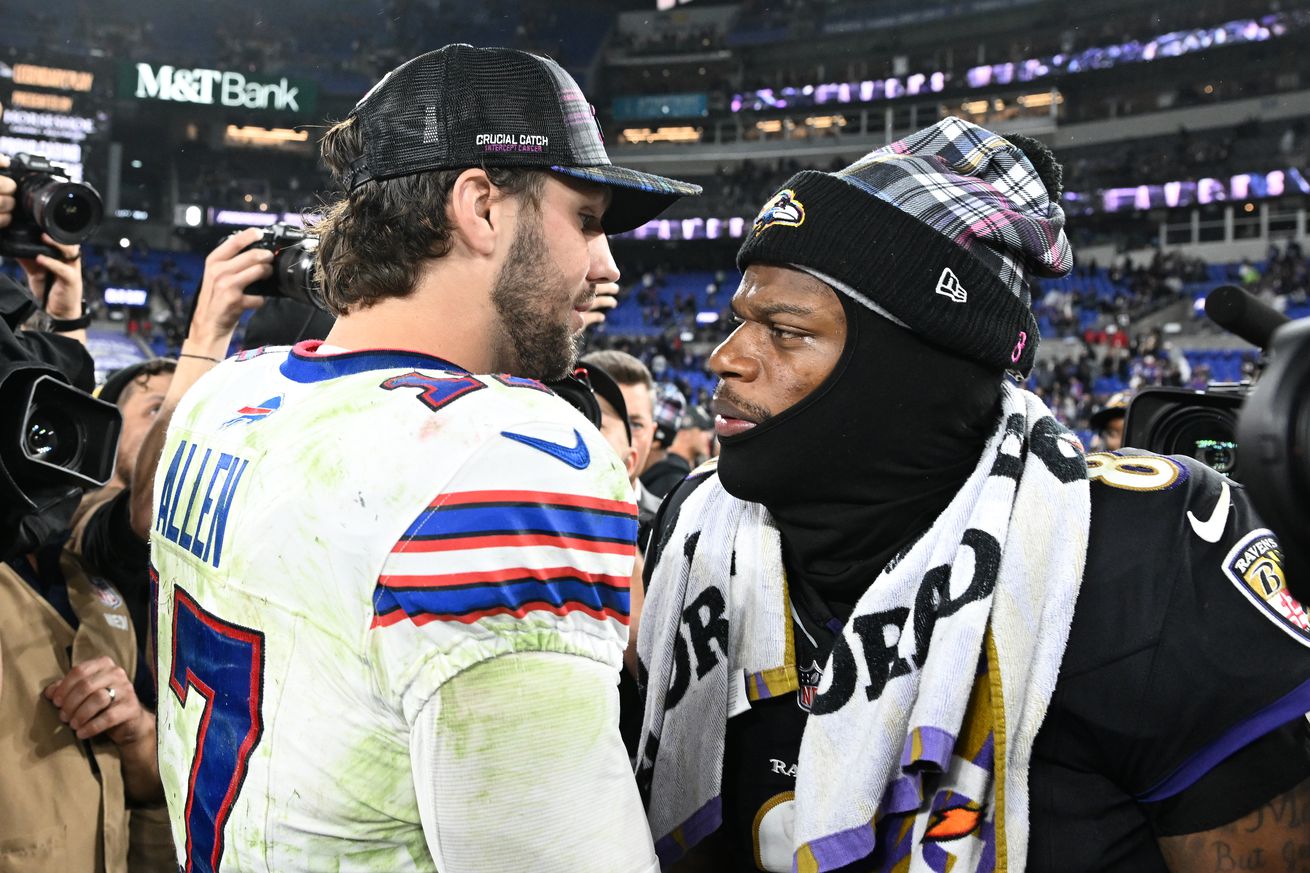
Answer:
[
  {"left": 0, "top": 153, "right": 104, "bottom": 260},
  {"left": 1123, "top": 385, "right": 1245, "bottom": 477},
  {"left": 1126, "top": 284, "right": 1309, "bottom": 586},
  {"left": 238, "top": 222, "right": 322, "bottom": 308},
  {"left": 0, "top": 277, "right": 120, "bottom": 561}
]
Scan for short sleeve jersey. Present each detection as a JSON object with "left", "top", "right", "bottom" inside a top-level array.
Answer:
[
  {"left": 642, "top": 450, "right": 1310, "bottom": 872},
  {"left": 151, "top": 342, "right": 635, "bottom": 872}
]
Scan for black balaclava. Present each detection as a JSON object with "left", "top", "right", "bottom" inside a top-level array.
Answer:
[
  {"left": 716, "top": 285, "right": 1004, "bottom": 609},
  {"left": 720, "top": 120, "right": 1075, "bottom": 608}
]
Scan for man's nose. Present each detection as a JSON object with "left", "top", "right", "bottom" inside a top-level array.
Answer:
[{"left": 588, "top": 233, "right": 620, "bottom": 285}]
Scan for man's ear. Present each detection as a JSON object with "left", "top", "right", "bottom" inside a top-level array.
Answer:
[
  {"left": 447, "top": 168, "right": 498, "bottom": 257},
  {"left": 622, "top": 444, "right": 639, "bottom": 481}
]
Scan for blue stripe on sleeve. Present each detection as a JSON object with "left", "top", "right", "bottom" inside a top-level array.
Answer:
[
  {"left": 380, "top": 577, "right": 630, "bottom": 620},
  {"left": 401, "top": 503, "right": 637, "bottom": 543}
]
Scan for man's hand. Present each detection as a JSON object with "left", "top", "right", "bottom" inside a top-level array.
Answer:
[
  {"left": 581, "top": 281, "right": 619, "bottom": 329},
  {"left": 0, "top": 154, "right": 15, "bottom": 230},
  {"left": 18, "top": 234, "right": 84, "bottom": 321},
  {"left": 45, "top": 655, "right": 163, "bottom": 802},
  {"left": 187, "top": 226, "right": 274, "bottom": 358},
  {"left": 44, "top": 655, "right": 147, "bottom": 744}
]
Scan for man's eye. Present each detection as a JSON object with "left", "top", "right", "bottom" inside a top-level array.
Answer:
[
  {"left": 581, "top": 214, "right": 602, "bottom": 232},
  {"left": 770, "top": 325, "right": 802, "bottom": 340}
]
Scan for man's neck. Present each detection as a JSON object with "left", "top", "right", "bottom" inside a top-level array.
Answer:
[{"left": 323, "top": 263, "right": 505, "bottom": 372}]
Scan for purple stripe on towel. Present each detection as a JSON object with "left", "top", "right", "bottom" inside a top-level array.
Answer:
[
  {"left": 804, "top": 820, "right": 877, "bottom": 871},
  {"left": 654, "top": 796, "right": 723, "bottom": 867},
  {"left": 883, "top": 774, "right": 924, "bottom": 816},
  {"left": 902, "top": 726, "right": 957, "bottom": 770}
]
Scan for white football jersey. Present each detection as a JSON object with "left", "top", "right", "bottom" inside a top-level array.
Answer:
[{"left": 151, "top": 342, "right": 635, "bottom": 872}]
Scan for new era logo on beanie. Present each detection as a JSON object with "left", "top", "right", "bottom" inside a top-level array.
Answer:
[
  {"left": 736, "top": 117, "right": 1073, "bottom": 375},
  {"left": 346, "top": 44, "right": 701, "bottom": 233},
  {"left": 935, "top": 267, "right": 968, "bottom": 304}
]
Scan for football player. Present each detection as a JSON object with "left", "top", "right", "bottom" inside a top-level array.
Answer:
[
  {"left": 150, "top": 45, "right": 698, "bottom": 872},
  {"left": 635, "top": 120, "right": 1310, "bottom": 872}
]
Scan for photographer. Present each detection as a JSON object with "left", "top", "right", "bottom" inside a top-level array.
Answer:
[
  {"left": 0, "top": 154, "right": 91, "bottom": 349},
  {"left": 0, "top": 179, "right": 266, "bottom": 873},
  {"left": 0, "top": 268, "right": 160, "bottom": 872}
]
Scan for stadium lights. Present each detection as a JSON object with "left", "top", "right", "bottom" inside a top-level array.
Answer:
[
  {"left": 620, "top": 126, "right": 702, "bottom": 144},
  {"left": 184, "top": 205, "right": 202, "bottom": 227},
  {"left": 730, "top": 12, "right": 1298, "bottom": 114},
  {"left": 1017, "top": 92, "right": 1063, "bottom": 108},
  {"left": 224, "top": 125, "right": 310, "bottom": 146},
  {"left": 804, "top": 115, "right": 847, "bottom": 128}
]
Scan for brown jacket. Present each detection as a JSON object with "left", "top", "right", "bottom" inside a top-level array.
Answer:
[{"left": 0, "top": 550, "right": 137, "bottom": 873}]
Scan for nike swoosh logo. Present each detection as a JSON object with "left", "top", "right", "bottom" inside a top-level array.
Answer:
[
  {"left": 500, "top": 428, "right": 591, "bottom": 470},
  {"left": 1188, "top": 480, "right": 1231, "bottom": 543}
]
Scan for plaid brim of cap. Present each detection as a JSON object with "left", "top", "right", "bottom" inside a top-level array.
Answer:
[{"left": 551, "top": 164, "right": 702, "bottom": 233}]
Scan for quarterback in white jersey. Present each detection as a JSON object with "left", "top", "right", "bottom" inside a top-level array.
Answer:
[
  {"left": 152, "top": 344, "right": 640, "bottom": 870},
  {"left": 149, "top": 43, "right": 699, "bottom": 873}
]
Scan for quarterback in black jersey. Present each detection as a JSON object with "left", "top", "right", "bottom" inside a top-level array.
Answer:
[
  {"left": 633, "top": 120, "right": 1310, "bottom": 873},
  {"left": 647, "top": 451, "right": 1310, "bottom": 872}
]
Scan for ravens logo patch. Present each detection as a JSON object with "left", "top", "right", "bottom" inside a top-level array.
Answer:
[{"left": 1223, "top": 529, "right": 1307, "bottom": 646}]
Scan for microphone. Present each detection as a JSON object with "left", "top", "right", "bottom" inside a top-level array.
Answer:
[{"left": 1205, "top": 285, "right": 1291, "bottom": 350}]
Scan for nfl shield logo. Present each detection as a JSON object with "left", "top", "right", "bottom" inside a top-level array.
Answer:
[{"left": 797, "top": 660, "right": 823, "bottom": 712}]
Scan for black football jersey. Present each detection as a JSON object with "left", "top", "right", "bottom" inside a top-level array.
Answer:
[{"left": 639, "top": 451, "right": 1310, "bottom": 872}]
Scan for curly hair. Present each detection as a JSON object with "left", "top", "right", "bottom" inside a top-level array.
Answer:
[{"left": 312, "top": 117, "right": 544, "bottom": 315}]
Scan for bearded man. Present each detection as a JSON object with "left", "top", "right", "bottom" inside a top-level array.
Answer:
[{"left": 149, "top": 44, "right": 698, "bottom": 872}]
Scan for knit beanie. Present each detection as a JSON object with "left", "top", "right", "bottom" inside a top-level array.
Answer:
[{"left": 736, "top": 117, "right": 1073, "bottom": 375}]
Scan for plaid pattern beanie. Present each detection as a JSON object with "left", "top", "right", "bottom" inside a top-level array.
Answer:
[{"left": 736, "top": 117, "right": 1074, "bottom": 375}]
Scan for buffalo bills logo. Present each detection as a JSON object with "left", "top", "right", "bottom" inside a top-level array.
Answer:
[
  {"left": 222, "top": 395, "right": 283, "bottom": 429},
  {"left": 752, "top": 188, "right": 806, "bottom": 236}
]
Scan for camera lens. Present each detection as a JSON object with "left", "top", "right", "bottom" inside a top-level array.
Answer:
[
  {"left": 277, "top": 238, "right": 323, "bottom": 308},
  {"left": 24, "top": 408, "right": 81, "bottom": 468},
  {"left": 51, "top": 190, "right": 94, "bottom": 235},
  {"left": 28, "top": 180, "right": 104, "bottom": 244},
  {"left": 1153, "top": 407, "right": 1239, "bottom": 476}
]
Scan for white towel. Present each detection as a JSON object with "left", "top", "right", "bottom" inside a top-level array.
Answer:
[{"left": 636, "top": 383, "right": 1090, "bottom": 872}]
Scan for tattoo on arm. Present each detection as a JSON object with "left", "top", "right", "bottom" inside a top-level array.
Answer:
[{"left": 1158, "top": 776, "right": 1310, "bottom": 872}]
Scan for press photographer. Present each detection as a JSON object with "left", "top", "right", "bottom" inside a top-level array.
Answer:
[{"left": 0, "top": 266, "right": 162, "bottom": 871}]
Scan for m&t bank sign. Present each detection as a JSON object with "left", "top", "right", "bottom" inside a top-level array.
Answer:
[{"left": 120, "top": 63, "right": 317, "bottom": 114}]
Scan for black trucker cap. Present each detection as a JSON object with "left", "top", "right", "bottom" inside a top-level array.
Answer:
[{"left": 347, "top": 44, "right": 702, "bottom": 233}]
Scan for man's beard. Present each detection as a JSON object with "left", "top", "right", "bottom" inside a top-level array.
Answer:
[{"left": 490, "top": 210, "right": 584, "bottom": 381}]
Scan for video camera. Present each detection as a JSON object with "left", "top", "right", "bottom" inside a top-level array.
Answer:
[
  {"left": 0, "top": 153, "right": 104, "bottom": 260},
  {"left": 0, "top": 277, "right": 120, "bottom": 561},
  {"left": 1125, "top": 284, "right": 1308, "bottom": 584},
  {"left": 238, "top": 222, "right": 322, "bottom": 308}
]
